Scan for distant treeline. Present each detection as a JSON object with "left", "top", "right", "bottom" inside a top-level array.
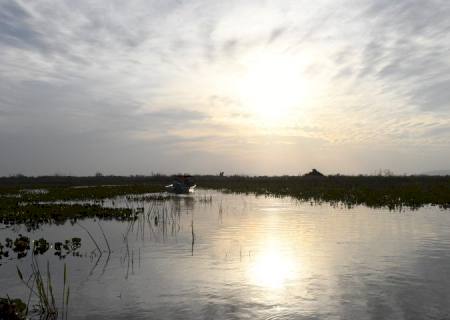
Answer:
[
  {"left": 0, "top": 174, "right": 172, "bottom": 187},
  {"left": 0, "top": 173, "right": 448, "bottom": 186},
  {"left": 1, "top": 174, "right": 449, "bottom": 209}
]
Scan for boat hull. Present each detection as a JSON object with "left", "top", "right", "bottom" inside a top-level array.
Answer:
[{"left": 165, "top": 183, "right": 196, "bottom": 194}]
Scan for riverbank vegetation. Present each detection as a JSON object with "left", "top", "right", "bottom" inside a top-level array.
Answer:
[
  {"left": 199, "top": 175, "right": 450, "bottom": 209},
  {"left": 1, "top": 173, "right": 450, "bottom": 211}
]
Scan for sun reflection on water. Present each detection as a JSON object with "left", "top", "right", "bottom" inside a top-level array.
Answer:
[{"left": 247, "top": 242, "right": 298, "bottom": 289}]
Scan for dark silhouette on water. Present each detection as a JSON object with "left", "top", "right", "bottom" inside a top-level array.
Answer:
[
  {"left": 165, "top": 175, "right": 196, "bottom": 194},
  {"left": 304, "top": 169, "right": 324, "bottom": 177}
]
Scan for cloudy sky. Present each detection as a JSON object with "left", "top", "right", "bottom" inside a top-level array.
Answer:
[{"left": 1, "top": 0, "right": 449, "bottom": 176}]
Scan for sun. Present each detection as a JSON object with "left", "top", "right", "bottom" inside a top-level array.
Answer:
[{"left": 238, "top": 53, "right": 306, "bottom": 125}]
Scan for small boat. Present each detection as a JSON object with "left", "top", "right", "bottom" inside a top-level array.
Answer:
[{"left": 165, "top": 175, "right": 196, "bottom": 194}]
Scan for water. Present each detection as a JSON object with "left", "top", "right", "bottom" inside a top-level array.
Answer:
[{"left": 1, "top": 190, "right": 450, "bottom": 319}]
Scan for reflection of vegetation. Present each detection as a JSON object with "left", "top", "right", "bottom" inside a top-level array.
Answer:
[
  {"left": 124, "top": 200, "right": 185, "bottom": 244},
  {"left": 118, "top": 200, "right": 188, "bottom": 277},
  {"left": 126, "top": 193, "right": 181, "bottom": 201},
  {"left": 198, "top": 195, "right": 213, "bottom": 203}
]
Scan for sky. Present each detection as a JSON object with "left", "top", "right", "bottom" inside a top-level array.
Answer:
[{"left": 0, "top": 0, "right": 449, "bottom": 176}]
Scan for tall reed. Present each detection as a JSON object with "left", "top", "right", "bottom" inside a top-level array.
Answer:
[{"left": 17, "top": 255, "right": 69, "bottom": 319}]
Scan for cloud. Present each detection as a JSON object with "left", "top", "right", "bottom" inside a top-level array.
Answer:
[
  {"left": 0, "top": 0, "right": 449, "bottom": 175},
  {"left": 0, "top": 1, "right": 48, "bottom": 51},
  {"left": 356, "top": 0, "right": 450, "bottom": 112}
]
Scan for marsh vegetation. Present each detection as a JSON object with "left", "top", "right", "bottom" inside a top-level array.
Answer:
[
  {"left": 199, "top": 175, "right": 450, "bottom": 209},
  {"left": 1, "top": 173, "right": 450, "bottom": 211}
]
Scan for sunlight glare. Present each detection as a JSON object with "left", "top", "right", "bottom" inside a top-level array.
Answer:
[
  {"left": 238, "top": 53, "right": 306, "bottom": 124},
  {"left": 248, "top": 246, "right": 297, "bottom": 289}
]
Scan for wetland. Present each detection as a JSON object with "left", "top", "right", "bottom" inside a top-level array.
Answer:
[{"left": 1, "top": 175, "right": 450, "bottom": 319}]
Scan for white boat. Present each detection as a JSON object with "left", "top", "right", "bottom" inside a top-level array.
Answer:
[{"left": 165, "top": 175, "right": 196, "bottom": 194}]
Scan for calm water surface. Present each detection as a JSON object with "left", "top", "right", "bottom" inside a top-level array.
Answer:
[{"left": 1, "top": 190, "right": 450, "bottom": 319}]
